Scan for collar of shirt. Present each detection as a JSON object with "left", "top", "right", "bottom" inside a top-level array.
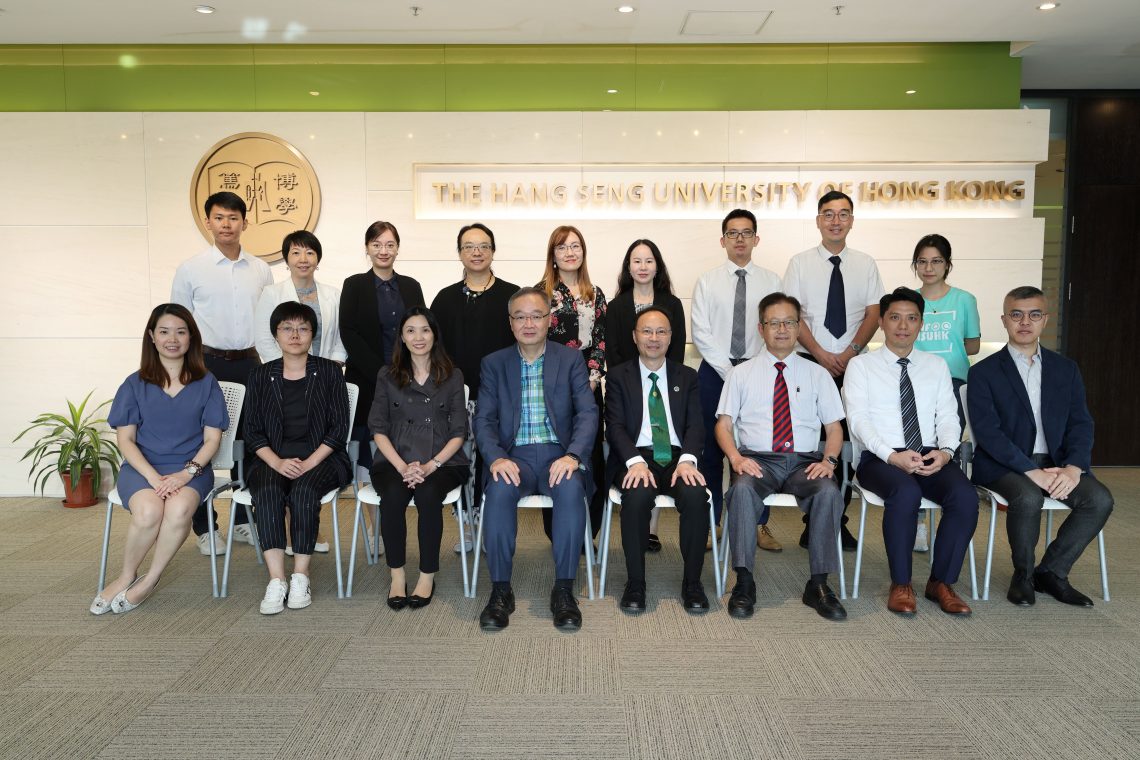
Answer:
[
  {"left": 761, "top": 350, "right": 799, "bottom": 369},
  {"left": 816, "top": 244, "right": 849, "bottom": 261},
  {"left": 373, "top": 271, "right": 399, "bottom": 290},
  {"left": 210, "top": 246, "right": 249, "bottom": 266},
  {"left": 638, "top": 359, "right": 668, "bottom": 386},
  {"left": 517, "top": 342, "right": 547, "bottom": 366},
  {"left": 720, "top": 258, "right": 760, "bottom": 276},
  {"left": 1006, "top": 342, "right": 1042, "bottom": 368},
  {"left": 878, "top": 346, "right": 915, "bottom": 369}
]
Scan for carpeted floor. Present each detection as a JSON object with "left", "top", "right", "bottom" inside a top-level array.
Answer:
[{"left": 1, "top": 470, "right": 1137, "bottom": 759}]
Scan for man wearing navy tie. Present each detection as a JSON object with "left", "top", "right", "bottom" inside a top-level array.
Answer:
[
  {"left": 716, "top": 293, "right": 847, "bottom": 620},
  {"left": 967, "top": 286, "right": 1113, "bottom": 607},
  {"left": 844, "top": 287, "right": 977, "bottom": 616}
]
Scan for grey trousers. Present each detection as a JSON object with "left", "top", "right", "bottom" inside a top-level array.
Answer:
[{"left": 726, "top": 451, "right": 843, "bottom": 575}]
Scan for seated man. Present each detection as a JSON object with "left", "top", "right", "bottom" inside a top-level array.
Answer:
[
  {"left": 967, "top": 286, "right": 1112, "bottom": 607},
  {"left": 844, "top": 287, "right": 978, "bottom": 617},
  {"left": 474, "top": 287, "right": 599, "bottom": 631},
  {"left": 717, "top": 293, "right": 847, "bottom": 621},
  {"left": 605, "top": 307, "right": 708, "bottom": 614}
]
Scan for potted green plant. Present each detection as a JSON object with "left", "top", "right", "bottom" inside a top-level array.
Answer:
[{"left": 13, "top": 391, "right": 121, "bottom": 508}]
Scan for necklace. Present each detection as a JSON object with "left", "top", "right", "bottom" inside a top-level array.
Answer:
[{"left": 463, "top": 274, "right": 494, "bottom": 301}]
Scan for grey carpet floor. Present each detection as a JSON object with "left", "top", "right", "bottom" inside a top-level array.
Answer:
[{"left": 1, "top": 470, "right": 1138, "bottom": 759}]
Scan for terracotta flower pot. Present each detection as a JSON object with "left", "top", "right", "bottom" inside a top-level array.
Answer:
[{"left": 61, "top": 469, "right": 98, "bottom": 509}]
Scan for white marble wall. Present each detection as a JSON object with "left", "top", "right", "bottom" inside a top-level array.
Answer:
[{"left": 0, "top": 109, "right": 1048, "bottom": 495}]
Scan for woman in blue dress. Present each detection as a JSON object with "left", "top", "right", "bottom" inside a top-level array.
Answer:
[{"left": 91, "top": 304, "right": 228, "bottom": 614}]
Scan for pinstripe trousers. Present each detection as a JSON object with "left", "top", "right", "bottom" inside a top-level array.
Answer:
[{"left": 247, "top": 459, "right": 342, "bottom": 555}]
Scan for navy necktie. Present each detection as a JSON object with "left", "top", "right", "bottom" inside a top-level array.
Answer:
[
  {"left": 824, "top": 255, "right": 846, "bottom": 340},
  {"left": 898, "top": 358, "right": 923, "bottom": 452}
]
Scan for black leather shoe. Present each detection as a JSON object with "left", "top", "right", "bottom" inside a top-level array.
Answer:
[
  {"left": 620, "top": 581, "right": 647, "bottom": 613},
  {"left": 1006, "top": 570, "right": 1036, "bottom": 607},
  {"left": 478, "top": 587, "right": 515, "bottom": 631},
  {"left": 727, "top": 578, "right": 756, "bottom": 619},
  {"left": 681, "top": 580, "right": 709, "bottom": 614},
  {"left": 802, "top": 581, "right": 847, "bottom": 621},
  {"left": 1033, "top": 569, "right": 1093, "bottom": 608},
  {"left": 387, "top": 583, "right": 408, "bottom": 611},
  {"left": 798, "top": 526, "right": 809, "bottom": 549},
  {"left": 646, "top": 533, "right": 662, "bottom": 553},
  {"left": 550, "top": 585, "right": 583, "bottom": 630},
  {"left": 840, "top": 523, "right": 858, "bottom": 552},
  {"left": 408, "top": 580, "right": 435, "bottom": 609}
]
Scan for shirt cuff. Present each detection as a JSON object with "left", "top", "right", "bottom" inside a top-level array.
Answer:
[
  {"left": 625, "top": 455, "right": 647, "bottom": 468},
  {"left": 678, "top": 453, "right": 697, "bottom": 466},
  {"left": 874, "top": 443, "right": 895, "bottom": 463}
]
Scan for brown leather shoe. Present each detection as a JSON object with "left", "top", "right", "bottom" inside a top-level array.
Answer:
[
  {"left": 887, "top": 583, "right": 917, "bottom": 616},
  {"left": 924, "top": 579, "right": 972, "bottom": 616},
  {"left": 757, "top": 525, "right": 782, "bottom": 552}
]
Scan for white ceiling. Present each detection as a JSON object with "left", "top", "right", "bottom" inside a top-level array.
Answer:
[{"left": 1, "top": 0, "right": 1137, "bottom": 89}]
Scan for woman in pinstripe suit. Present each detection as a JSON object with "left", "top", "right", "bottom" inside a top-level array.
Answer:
[{"left": 245, "top": 302, "right": 352, "bottom": 614}]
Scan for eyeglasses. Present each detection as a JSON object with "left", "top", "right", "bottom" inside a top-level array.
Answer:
[
  {"left": 554, "top": 243, "right": 583, "bottom": 254},
  {"left": 461, "top": 243, "right": 493, "bottom": 253},
  {"left": 276, "top": 324, "right": 313, "bottom": 336},
  {"left": 1007, "top": 310, "right": 1047, "bottom": 323},
  {"left": 761, "top": 319, "right": 800, "bottom": 330},
  {"left": 636, "top": 328, "right": 672, "bottom": 338},
  {"left": 368, "top": 241, "right": 399, "bottom": 252},
  {"left": 723, "top": 229, "right": 755, "bottom": 240},
  {"left": 915, "top": 258, "right": 946, "bottom": 268},
  {"left": 510, "top": 312, "right": 550, "bottom": 324},
  {"left": 818, "top": 210, "right": 853, "bottom": 222}
]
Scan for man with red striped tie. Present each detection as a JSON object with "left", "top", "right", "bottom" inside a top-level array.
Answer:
[{"left": 715, "top": 293, "right": 847, "bottom": 620}]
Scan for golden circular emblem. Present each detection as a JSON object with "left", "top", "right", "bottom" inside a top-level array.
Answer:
[{"left": 190, "top": 132, "right": 321, "bottom": 263}]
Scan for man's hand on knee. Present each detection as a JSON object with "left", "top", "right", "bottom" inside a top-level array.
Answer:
[
  {"left": 490, "top": 458, "right": 521, "bottom": 486},
  {"left": 548, "top": 456, "right": 579, "bottom": 487},
  {"left": 670, "top": 461, "right": 705, "bottom": 488},
  {"left": 622, "top": 462, "right": 656, "bottom": 490}
]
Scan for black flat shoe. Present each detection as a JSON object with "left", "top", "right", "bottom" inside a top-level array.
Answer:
[
  {"left": 408, "top": 580, "right": 435, "bottom": 609},
  {"left": 550, "top": 585, "right": 582, "bottom": 631},
  {"left": 1033, "top": 569, "right": 1093, "bottom": 607},
  {"left": 479, "top": 587, "right": 515, "bottom": 631},
  {"left": 646, "top": 533, "right": 662, "bottom": 553},
  {"left": 802, "top": 580, "right": 847, "bottom": 621},
  {"left": 619, "top": 581, "right": 647, "bottom": 613},
  {"left": 387, "top": 593, "right": 409, "bottom": 611},
  {"left": 681, "top": 581, "right": 709, "bottom": 614},
  {"left": 1007, "top": 570, "right": 1035, "bottom": 607},
  {"left": 727, "top": 578, "right": 756, "bottom": 619}
]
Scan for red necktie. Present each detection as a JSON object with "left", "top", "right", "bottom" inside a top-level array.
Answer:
[{"left": 772, "top": 361, "right": 794, "bottom": 452}]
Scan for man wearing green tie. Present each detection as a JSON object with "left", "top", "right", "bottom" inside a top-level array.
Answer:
[{"left": 604, "top": 308, "right": 709, "bottom": 614}]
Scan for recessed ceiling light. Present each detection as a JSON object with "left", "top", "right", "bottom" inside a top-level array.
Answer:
[
  {"left": 195, "top": 5, "right": 215, "bottom": 13},
  {"left": 607, "top": 88, "right": 618, "bottom": 94},
  {"left": 309, "top": 91, "right": 320, "bottom": 96},
  {"left": 1037, "top": 2, "right": 1059, "bottom": 9},
  {"left": 905, "top": 89, "right": 917, "bottom": 95},
  {"left": 617, "top": 5, "right": 635, "bottom": 13}
]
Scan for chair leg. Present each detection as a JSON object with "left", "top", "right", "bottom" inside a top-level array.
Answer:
[
  {"left": 98, "top": 499, "right": 113, "bottom": 594},
  {"left": 1045, "top": 510, "right": 1054, "bottom": 546},
  {"left": 598, "top": 499, "right": 613, "bottom": 599},
  {"left": 219, "top": 499, "right": 237, "bottom": 598},
  {"left": 967, "top": 540, "right": 978, "bottom": 600},
  {"left": 331, "top": 498, "right": 345, "bottom": 599},
  {"left": 836, "top": 531, "right": 847, "bottom": 600},
  {"left": 346, "top": 497, "right": 362, "bottom": 598},
  {"left": 852, "top": 495, "right": 868, "bottom": 599},
  {"left": 583, "top": 503, "right": 596, "bottom": 600},
  {"left": 927, "top": 508, "right": 936, "bottom": 570},
  {"left": 716, "top": 503, "right": 728, "bottom": 598},
  {"left": 983, "top": 496, "right": 997, "bottom": 601},
  {"left": 1098, "top": 530, "right": 1110, "bottom": 601},
  {"left": 455, "top": 492, "right": 472, "bottom": 598},
  {"left": 371, "top": 505, "right": 381, "bottom": 564},
  {"left": 470, "top": 497, "right": 486, "bottom": 597}
]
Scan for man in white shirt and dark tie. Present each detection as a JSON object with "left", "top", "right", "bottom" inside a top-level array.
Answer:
[
  {"left": 844, "top": 287, "right": 977, "bottom": 617},
  {"left": 716, "top": 293, "right": 847, "bottom": 621},
  {"left": 690, "top": 209, "right": 783, "bottom": 547},
  {"left": 783, "top": 190, "right": 886, "bottom": 552}
]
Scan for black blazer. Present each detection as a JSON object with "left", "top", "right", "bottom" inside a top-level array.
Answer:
[
  {"left": 604, "top": 357, "right": 703, "bottom": 487},
  {"left": 339, "top": 270, "right": 425, "bottom": 427},
  {"left": 966, "top": 346, "right": 1095, "bottom": 485},
  {"left": 243, "top": 355, "right": 353, "bottom": 487},
  {"left": 604, "top": 289, "right": 687, "bottom": 369}
]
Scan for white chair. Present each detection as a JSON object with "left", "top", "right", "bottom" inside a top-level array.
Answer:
[
  {"left": 469, "top": 494, "right": 597, "bottom": 600},
  {"left": 220, "top": 382, "right": 359, "bottom": 598},
  {"left": 716, "top": 442, "right": 853, "bottom": 601},
  {"left": 959, "top": 385, "right": 1110, "bottom": 601},
  {"left": 597, "top": 486, "right": 718, "bottom": 598},
  {"left": 98, "top": 381, "right": 246, "bottom": 599}
]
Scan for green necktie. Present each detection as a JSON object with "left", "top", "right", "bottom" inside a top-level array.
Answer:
[{"left": 648, "top": 372, "right": 672, "bottom": 466}]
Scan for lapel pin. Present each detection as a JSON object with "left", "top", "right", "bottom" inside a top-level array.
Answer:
[{"left": 673, "top": 386, "right": 680, "bottom": 392}]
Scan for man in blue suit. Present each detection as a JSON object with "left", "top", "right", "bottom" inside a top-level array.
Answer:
[
  {"left": 967, "top": 286, "right": 1113, "bottom": 607},
  {"left": 474, "top": 287, "right": 599, "bottom": 631}
]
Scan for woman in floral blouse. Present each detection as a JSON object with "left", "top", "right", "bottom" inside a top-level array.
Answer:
[{"left": 537, "top": 225, "right": 607, "bottom": 541}]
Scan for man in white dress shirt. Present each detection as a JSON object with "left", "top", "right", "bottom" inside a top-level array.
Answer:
[
  {"left": 690, "top": 209, "right": 783, "bottom": 544},
  {"left": 844, "top": 287, "right": 977, "bottom": 617},
  {"left": 716, "top": 293, "right": 847, "bottom": 621},
  {"left": 171, "top": 191, "right": 273, "bottom": 553},
  {"left": 783, "top": 190, "right": 886, "bottom": 552}
]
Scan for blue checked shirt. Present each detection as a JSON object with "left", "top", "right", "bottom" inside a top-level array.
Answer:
[{"left": 514, "top": 351, "right": 559, "bottom": 446}]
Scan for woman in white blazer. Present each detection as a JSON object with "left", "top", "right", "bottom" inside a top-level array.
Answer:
[{"left": 255, "top": 231, "right": 347, "bottom": 364}]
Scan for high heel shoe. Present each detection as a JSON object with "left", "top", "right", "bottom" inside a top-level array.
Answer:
[
  {"left": 111, "top": 575, "right": 153, "bottom": 614},
  {"left": 408, "top": 580, "right": 435, "bottom": 609},
  {"left": 387, "top": 585, "right": 409, "bottom": 610}
]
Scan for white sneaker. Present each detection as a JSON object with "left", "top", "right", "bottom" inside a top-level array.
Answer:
[
  {"left": 260, "top": 578, "right": 288, "bottom": 614},
  {"left": 914, "top": 520, "right": 930, "bottom": 553},
  {"left": 286, "top": 573, "right": 312, "bottom": 609},
  {"left": 232, "top": 524, "right": 256, "bottom": 546},
  {"left": 197, "top": 531, "right": 226, "bottom": 556}
]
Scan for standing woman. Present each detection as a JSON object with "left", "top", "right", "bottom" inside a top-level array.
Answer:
[
  {"left": 538, "top": 225, "right": 607, "bottom": 539},
  {"left": 911, "top": 233, "right": 980, "bottom": 552},
  {"left": 255, "top": 230, "right": 346, "bottom": 364},
  {"left": 605, "top": 238, "right": 688, "bottom": 552},
  {"left": 92, "top": 304, "right": 228, "bottom": 614},
  {"left": 368, "top": 307, "right": 469, "bottom": 609},
  {"left": 606, "top": 238, "right": 687, "bottom": 368},
  {"left": 340, "top": 221, "right": 425, "bottom": 543},
  {"left": 244, "top": 302, "right": 352, "bottom": 614}
]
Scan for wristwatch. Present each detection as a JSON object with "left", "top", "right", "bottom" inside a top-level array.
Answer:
[
  {"left": 184, "top": 460, "right": 204, "bottom": 477},
  {"left": 566, "top": 452, "right": 585, "bottom": 470},
  {"left": 848, "top": 342, "right": 863, "bottom": 353},
  {"left": 939, "top": 447, "right": 957, "bottom": 459},
  {"left": 432, "top": 458, "right": 444, "bottom": 469},
  {"left": 826, "top": 455, "right": 840, "bottom": 468}
]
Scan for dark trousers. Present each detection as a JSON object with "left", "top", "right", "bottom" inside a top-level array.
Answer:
[
  {"left": 726, "top": 451, "right": 843, "bottom": 576},
  {"left": 194, "top": 353, "right": 258, "bottom": 535},
  {"left": 542, "top": 384, "right": 605, "bottom": 541},
  {"left": 697, "top": 360, "right": 748, "bottom": 525},
  {"left": 246, "top": 457, "right": 342, "bottom": 555},
  {"left": 371, "top": 461, "right": 468, "bottom": 574},
  {"left": 856, "top": 450, "right": 978, "bottom": 585},
  {"left": 984, "top": 454, "right": 1113, "bottom": 578},
  {"left": 483, "top": 443, "right": 587, "bottom": 583},
  {"left": 617, "top": 448, "right": 709, "bottom": 585}
]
